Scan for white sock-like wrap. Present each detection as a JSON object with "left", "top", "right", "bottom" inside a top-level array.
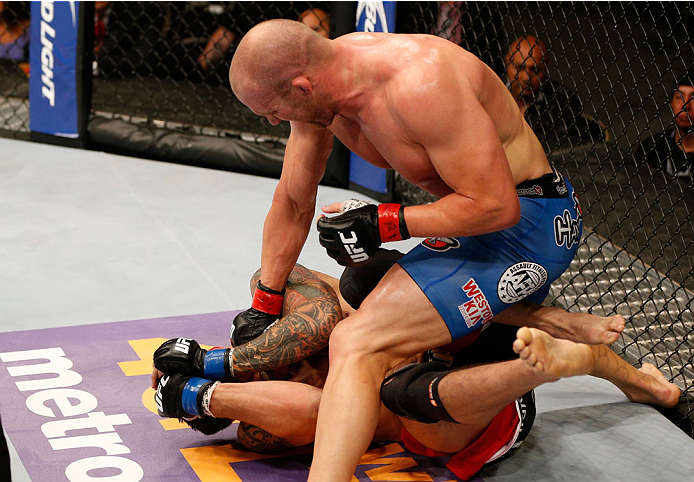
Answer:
[{"left": 201, "top": 381, "right": 220, "bottom": 417}]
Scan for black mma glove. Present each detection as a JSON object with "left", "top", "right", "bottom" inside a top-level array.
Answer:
[
  {"left": 153, "top": 338, "right": 234, "bottom": 381},
  {"left": 317, "top": 203, "right": 410, "bottom": 267},
  {"left": 231, "top": 281, "right": 285, "bottom": 346},
  {"left": 154, "top": 372, "right": 217, "bottom": 419}
]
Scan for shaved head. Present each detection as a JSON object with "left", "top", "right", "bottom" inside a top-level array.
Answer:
[{"left": 230, "top": 19, "right": 331, "bottom": 103}]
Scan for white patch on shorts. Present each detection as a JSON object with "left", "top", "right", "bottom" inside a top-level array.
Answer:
[{"left": 497, "top": 262, "right": 548, "bottom": 304}]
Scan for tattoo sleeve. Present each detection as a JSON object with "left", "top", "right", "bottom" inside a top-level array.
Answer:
[
  {"left": 237, "top": 423, "right": 294, "bottom": 452},
  {"left": 233, "top": 264, "right": 342, "bottom": 375}
]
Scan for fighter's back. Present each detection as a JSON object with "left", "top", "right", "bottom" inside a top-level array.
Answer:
[{"left": 334, "top": 32, "right": 551, "bottom": 184}]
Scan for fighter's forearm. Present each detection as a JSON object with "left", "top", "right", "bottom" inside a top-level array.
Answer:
[
  {"left": 234, "top": 264, "right": 342, "bottom": 375},
  {"left": 260, "top": 127, "right": 331, "bottom": 292},
  {"left": 403, "top": 190, "right": 520, "bottom": 238},
  {"left": 232, "top": 301, "right": 337, "bottom": 375},
  {"left": 260, "top": 203, "right": 314, "bottom": 291}
]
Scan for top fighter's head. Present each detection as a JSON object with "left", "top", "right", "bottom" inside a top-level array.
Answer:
[
  {"left": 505, "top": 35, "right": 549, "bottom": 100},
  {"left": 229, "top": 19, "right": 336, "bottom": 128}
]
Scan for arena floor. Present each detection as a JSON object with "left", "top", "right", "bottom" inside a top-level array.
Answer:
[{"left": 2, "top": 137, "right": 694, "bottom": 481}]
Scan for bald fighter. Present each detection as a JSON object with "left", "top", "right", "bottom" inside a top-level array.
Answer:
[{"left": 229, "top": 20, "right": 587, "bottom": 481}]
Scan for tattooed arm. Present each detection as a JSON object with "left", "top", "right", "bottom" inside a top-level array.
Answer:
[
  {"left": 236, "top": 423, "right": 295, "bottom": 453},
  {"left": 231, "top": 264, "right": 343, "bottom": 378}
]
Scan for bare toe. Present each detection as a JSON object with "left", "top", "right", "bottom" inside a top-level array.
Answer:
[{"left": 611, "top": 315, "right": 625, "bottom": 333}]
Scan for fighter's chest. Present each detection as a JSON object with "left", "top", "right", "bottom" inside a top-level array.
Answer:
[{"left": 330, "top": 115, "right": 429, "bottom": 174}]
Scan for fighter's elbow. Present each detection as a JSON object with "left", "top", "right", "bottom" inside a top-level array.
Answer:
[
  {"left": 488, "top": 196, "right": 521, "bottom": 230},
  {"left": 505, "top": 201, "right": 522, "bottom": 228}
]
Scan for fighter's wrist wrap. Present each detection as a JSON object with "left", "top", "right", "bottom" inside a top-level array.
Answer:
[
  {"left": 227, "top": 347, "right": 234, "bottom": 380},
  {"left": 378, "top": 204, "right": 410, "bottom": 242},
  {"left": 203, "top": 348, "right": 232, "bottom": 380},
  {"left": 201, "top": 381, "right": 219, "bottom": 417},
  {"left": 181, "top": 377, "right": 212, "bottom": 417},
  {"left": 251, "top": 281, "right": 285, "bottom": 315}
]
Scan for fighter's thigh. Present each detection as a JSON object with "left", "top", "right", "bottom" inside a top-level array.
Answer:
[
  {"left": 399, "top": 417, "right": 490, "bottom": 454},
  {"left": 329, "top": 264, "right": 453, "bottom": 362}
]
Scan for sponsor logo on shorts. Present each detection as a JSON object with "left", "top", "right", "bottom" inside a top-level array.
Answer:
[
  {"left": 573, "top": 191, "right": 583, "bottom": 217},
  {"left": 516, "top": 185, "right": 544, "bottom": 197},
  {"left": 458, "top": 278, "right": 494, "bottom": 329},
  {"left": 339, "top": 231, "right": 370, "bottom": 264},
  {"left": 556, "top": 182, "right": 568, "bottom": 196},
  {"left": 553, "top": 192, "right": 582, "bottom": 249},
  {"left": 497, "top": 262, "right": 548, "bottom": 304},
  {"left": 421, "top": 237, "right": 461, "bottom": 252}
]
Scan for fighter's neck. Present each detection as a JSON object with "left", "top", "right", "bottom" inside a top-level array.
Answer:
[{"left": 323, "top": 41, "right": 394, "bottom": 120}]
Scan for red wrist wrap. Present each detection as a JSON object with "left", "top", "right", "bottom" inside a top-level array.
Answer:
[
  {"left": 378, "top": 204, "right": 404, "bottom": 242},
  {"left": 251, "top": 287, "right": 284, "bottom": 315}
]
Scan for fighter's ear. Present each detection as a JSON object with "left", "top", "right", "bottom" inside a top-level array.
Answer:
[{"left": 291, "top": 76, "right": 313, "bottom": 95}]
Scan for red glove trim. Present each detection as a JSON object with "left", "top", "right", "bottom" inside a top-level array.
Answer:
[
  {"left": 378, "top": 204, "right": 404, "bottom": 242},
  {"left": 251, "top": 287, "right": 284, "bottom": 315}
]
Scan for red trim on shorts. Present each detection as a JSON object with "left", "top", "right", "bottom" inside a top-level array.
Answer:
[
  {"left": 399, "top": 401, "right": 520, "bottom": 481},
  {"left": 378, "top": 204, "right": 403, "bottom": 242},
  {"left": 438, "top": 329, "right": 483, "bottom": 352}
]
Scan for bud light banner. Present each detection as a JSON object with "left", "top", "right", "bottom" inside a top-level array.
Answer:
[
  {"left": 349, "top": 2, "right": 397, "bottom": 199},
  {"left": 356, "top": 1, "right": 396, "bottom": 33},
  {"left": 29, "top": 1, "right": 80, "bottom": 138}
]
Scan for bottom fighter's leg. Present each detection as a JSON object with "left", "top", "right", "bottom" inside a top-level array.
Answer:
[
  {"left": 513, "top": 327, "right": 681, "bottom": 407},
  {"left": 494, "top": 300, "right": 625, "bottom": 345},
  {"left": 381, "top": 357, "right": 550, "bottom": 454}
]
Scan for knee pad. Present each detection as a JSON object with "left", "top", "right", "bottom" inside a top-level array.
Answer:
[
  {"left": 339, "top": 248, "right": 404, "bottom": 309},
  {"left": 380, "top": 361, "right": 457, "bottom": 424}
]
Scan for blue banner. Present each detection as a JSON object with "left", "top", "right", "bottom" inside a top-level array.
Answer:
[
  {"left": 30, "top": 1, "right": 80, "bottom": 138},
  {"left": 350, "top": 2, "right": 397, "bottom": 195},
  {"left": 355, "top": 1, "right": 396, "bottom": 33}
]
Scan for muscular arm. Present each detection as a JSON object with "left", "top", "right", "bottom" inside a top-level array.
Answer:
[
  {"left": 233, "top": 264, "right": 342, "bottom": 376},
  {"left": 395, "top": 68, "right": 521, "bottom": 238},
  {"left": 260, "top": 123, "right": 334, "bottom": 291}
]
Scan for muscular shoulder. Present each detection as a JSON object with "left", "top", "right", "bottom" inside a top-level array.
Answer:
[{"left": 383, "top": 37, "right": 486, "bottom": 137}]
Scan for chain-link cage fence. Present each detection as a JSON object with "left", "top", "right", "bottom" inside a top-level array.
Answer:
[
  {"left": 0, "top": 1, "right": 30, "bottom": 140},
  {"left": 395, "top": 1, "right": 694, "bottom": 435},
  {"left": 91, "top": 1, "right": 329, "bottom": 146},
  {"left": 2, "top": 0, "right": 693, "bottom": 438}
]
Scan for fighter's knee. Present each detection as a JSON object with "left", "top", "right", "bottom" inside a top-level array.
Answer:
[
  {"left": 328, "top": 317, "right": 398, "bottom": 371},
  {"left": 380, "top": 361, "right": 458, "bottom": 424},
  {"left": 327, "top": 318, "right": 369, "bottom": 359}
]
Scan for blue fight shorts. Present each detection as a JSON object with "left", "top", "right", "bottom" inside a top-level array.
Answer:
[{"left": 398, "top": 170, "right": 582, "bottom": 341}]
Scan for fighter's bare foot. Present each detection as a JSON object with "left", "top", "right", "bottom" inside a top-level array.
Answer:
[
  {"left": 513, "top": 327, "right": 594, "bottom": 379},
  {"left": 620, "top": 363, "right": 681, "bottom": 408},
  {"left": 571, "top": 313, "right": 625, "bottom": 345}
]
